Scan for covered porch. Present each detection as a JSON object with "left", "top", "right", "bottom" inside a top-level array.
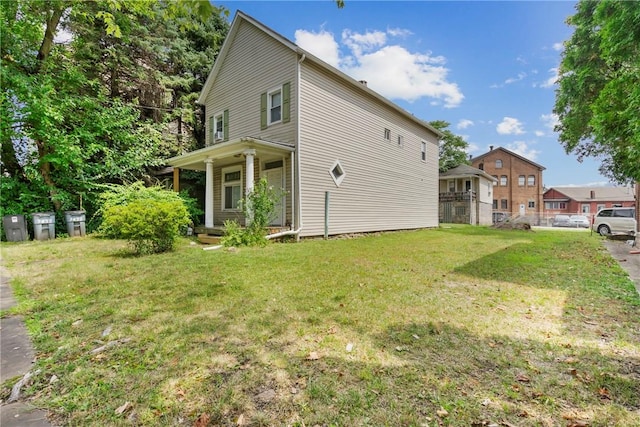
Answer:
[{"left": 168, "top": 137, "right": 296, "bottom": 231}]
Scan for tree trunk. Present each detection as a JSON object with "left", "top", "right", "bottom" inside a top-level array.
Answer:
[{"left": 36, "top": 6, "right": 65, "bottom": 66}]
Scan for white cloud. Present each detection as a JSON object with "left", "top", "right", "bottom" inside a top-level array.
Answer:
[
  {"left": 504, "top": 72, "right": 527, "bottom": 85},
  {"left": 466, "top": 143, "right": 480, "bottom": 153},
  {"left": 295, "top": 26, "right": 464, "bottom": 108},
  {"left": 552, "top": 42, "right": 564, "bottom": 52},
  {"left": 540, "top": 113, "right": 559, "bottom": 131},
  {"left": 295, "top": 28, "right": 341, "bottom": 68},
  {"left": 539, "top": 67, "right": 559, "bottom": 88},
  {"left": 457, "top": 119, "right": 474, "bottom": 129},
  {"left": 387, "top": 27, "right": 412, "bottom": 38},
  {"left": 534, "top": 130, "right": 545, "bottom": 137},
  {"left": 491, "top": 71, "right": 527, "bottom": 88},
  {"left": 496, "top": 117, "right": 525, "bottom": 135},
  {"left": 506, "top": 141, "right": 540, "bottom": 161}
]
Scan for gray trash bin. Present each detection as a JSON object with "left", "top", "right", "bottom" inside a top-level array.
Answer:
[
  {"left": 32, "top": 212, "right": 56, "bottom": 241},
  {"left": 3, "top": 215, "right": 28, "bottom": 242},
  {"left": 64, "top": 210, "right": 86, "bottom": 237}
]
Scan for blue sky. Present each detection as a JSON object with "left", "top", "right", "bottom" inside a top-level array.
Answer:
[{"left": 217, "top": 0, "right": 612, "bottom": 188}]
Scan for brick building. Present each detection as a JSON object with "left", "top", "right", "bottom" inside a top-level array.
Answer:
[
  {"left": 543, "top": 186, "right": 636, "bottom": 216},
  {"left": 470, "top": 146, "right": 545, "bottom": 221}
]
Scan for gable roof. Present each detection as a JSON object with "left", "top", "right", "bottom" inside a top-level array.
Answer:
[
  {"left": 197, "top": 10, "right": 443, "bottom": 138},
  {"left": 470, "top": 146, "right": 546, "bottom": 170},
  {"left": 544, "top": 186, "right": 636, "bottom": 202},
  {"left": 439, "top": 164, "right": 497, "bottom": 182}
]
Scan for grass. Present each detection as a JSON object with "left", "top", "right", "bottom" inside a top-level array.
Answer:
[{"left": 1, "top": 225, "right": 639, "bottom": 426}]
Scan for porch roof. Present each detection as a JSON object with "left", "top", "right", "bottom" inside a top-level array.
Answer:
[{"left": 167, "top": 137, "right": 295, "bottom": 171}]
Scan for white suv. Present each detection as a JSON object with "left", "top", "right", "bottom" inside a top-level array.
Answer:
[{"left": 592, "top": 207, "right": 637, "bottom": 236}]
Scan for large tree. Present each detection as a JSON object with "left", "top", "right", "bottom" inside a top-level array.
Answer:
[
  {"left": 1, "top": 0, "right": 227, "bottom": 219},
  {"left": 553, "top": 0, "right": 640, "bottom": 184},
  {"left": 429, "top": 120, "right": 470, "bottom": 172}
]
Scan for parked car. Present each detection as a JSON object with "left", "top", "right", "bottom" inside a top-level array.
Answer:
[
  {"left": 569, "top": 215, "right": 590, "bottom": 228},
  {"left": 552, "top": 214, "right": 572, "bottom": 227},
  {"left": 592, "top": 207, "right": 637, "bottom": 236}
]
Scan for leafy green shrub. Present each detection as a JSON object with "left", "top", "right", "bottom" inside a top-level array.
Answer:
[
  {"left": 97, "top": 183, "right": 191, "bottom": 254},
  {"left": 221, "top": 178, "right": 284, "bottom": 247}
]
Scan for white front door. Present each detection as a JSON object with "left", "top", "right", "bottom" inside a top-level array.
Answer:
[
  {"left": 262, "top": 167, "right": 284, "bottom": 226},
  {"left": 519, "top": 204, "right": 526, "bottom": 216}
]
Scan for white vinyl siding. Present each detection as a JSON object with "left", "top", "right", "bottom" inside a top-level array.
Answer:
[{"left": 298, "top": 61, "right": 439, "bottom": 237}]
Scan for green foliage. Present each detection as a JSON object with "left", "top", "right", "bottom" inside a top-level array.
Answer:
[
  {"left": 1, "top": 0, "right": 229, "bottom": 218},
  {"left": 429, "top": 120, "right": 470, "bottom": 172},
  {"left": 554, "top": 0, "right": 640, "bottom": 183},
  {"left": 97, "top": 183, "right": 191, "bottom": 254},
  {"left": 221, "top": 178, "right": 284, "bottom": 247}
]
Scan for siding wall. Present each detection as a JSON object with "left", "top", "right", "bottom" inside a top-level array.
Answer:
[
  {"left": 298, "top": 61, "right": 439, "bottom": 237},
  {"left": 201, "top": 20, "right": 298, "bottom": 225}
]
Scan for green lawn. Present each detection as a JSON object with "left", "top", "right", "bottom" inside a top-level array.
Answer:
[{"left": 1, "top": 226, "right": 639, "bottom": 426}]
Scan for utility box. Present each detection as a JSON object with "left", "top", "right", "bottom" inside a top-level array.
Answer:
[
  {"left": 3, "top": 215, "right": 28, "bottom": 242},
  {"left": 32, "top": 212, "right": 56, "bottom": 241},
  {"left": 64, "top": 210, "right": 86, "bottom": 237}
]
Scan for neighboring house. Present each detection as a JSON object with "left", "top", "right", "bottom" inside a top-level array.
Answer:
[
  {"left": 167, "top": 11, "right": 442, "bottom": 238},
  {"left": 543, "top": 186, "right": 636, "bottom": 217},
  {"left": 470, "top": 146, "right": 545, "bottom": 222},
  {"left": 439, "top": 164, "right": 497, "bottom": 225}
]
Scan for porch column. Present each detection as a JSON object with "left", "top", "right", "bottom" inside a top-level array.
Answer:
[
  {"left": 173, "top": 167, "right": 180, "bottom": 192},
  {"left": 244, "top": 149, "right": 256, "bottom": 225},
  {"left": 204, "top": 158, "right": 214, "bottom": 228}
]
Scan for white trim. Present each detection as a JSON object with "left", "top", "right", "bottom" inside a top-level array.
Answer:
[
  {"left": 221, "top": 165, "right": 243, "bottom": 211},
  {"left": 267, "top": 85, "right": 283, "bottom": 125},
  {"left": 329, "top": 160, "right": 346, "bottom": 187},
  {"left": 213, "top": 111, "right": 224, "bottom": 140}
]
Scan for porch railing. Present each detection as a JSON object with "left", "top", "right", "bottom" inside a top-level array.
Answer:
[{"left": 439, "top": 191, "right": 476, "bottom": 202}]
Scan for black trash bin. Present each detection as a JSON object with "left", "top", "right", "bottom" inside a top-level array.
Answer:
[
  {"left": 32, "top": 212, "right": 56, "bottom": 241},
  {"left": 64, "top": 210, "right": 86, "bottom": 237},
  {"left": 3, "top": 215, "right": 28, "bottom": 242}
]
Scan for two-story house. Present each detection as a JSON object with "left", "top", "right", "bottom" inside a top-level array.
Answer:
[
  {"left": 168, "top": 11, "right": 442, "bottom": 238},
  {"left": 470, "top": 146, "right": 545, "bottom": 222},
  {"left": 439, "top": 164, "right": 497, "bottom": 225}
]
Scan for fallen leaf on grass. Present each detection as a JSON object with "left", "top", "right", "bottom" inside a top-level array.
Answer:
[
  {"left": 194, "top": 413, "right": 210, "bottom": 427},
  {"left": 598, "top": 387, "right": 611, "bottom": 400},
  {"left": 115, "top": 401, "right": 132, "bottom": 415},
  {"left": 516, "top": 373, "right": 530, "bottom": 383},
  {"left": 306, "top": 351, "right": 320, "bottom": 360},
  {"left": 436, "top": 407, "right": 448, "bottom": 417},
  {"left": 236, "top": 414, "right": 246, "bottom": 425}
]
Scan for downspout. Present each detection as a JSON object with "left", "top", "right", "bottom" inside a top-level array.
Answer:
[{"left": 295, "top": 53, "right": 306, "bottom": 241}]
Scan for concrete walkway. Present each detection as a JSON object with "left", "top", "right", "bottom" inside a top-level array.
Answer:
[
  {"left": 1, "top": 273, "right": 53, "bottom": 427},
  {"left": 603, "top": 238, "right": 640, "bottom": 296}
]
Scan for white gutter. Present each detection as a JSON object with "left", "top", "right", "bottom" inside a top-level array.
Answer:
[
  {"left": 295, "top": 53, "right": 306, "bottom": 241},
  {"left": 266, "top": 227, "right": 303, "bottom": 240}
]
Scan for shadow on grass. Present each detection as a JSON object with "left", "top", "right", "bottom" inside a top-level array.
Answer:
[{"left": 186, "top": 319, "right": 640, "bottom": 427}]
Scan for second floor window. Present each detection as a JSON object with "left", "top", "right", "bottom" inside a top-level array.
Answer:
[
  {"left": 528, "top": 175, "right": 535, "bottom": 186},
  {"left": 518, "top": 175, "right": 525, "bottom": 186},
  {"left": 261, "top": 82, "right": 290, "bottom": 129},
  {"left": 268, "top": 89, "right": 282, "bottom": 124},
  {"left": 496, "top": 159, "right": 503, "bottom": 168},
  {"left": 500, "top": 175, "right": 508, "bottom": 186}
]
